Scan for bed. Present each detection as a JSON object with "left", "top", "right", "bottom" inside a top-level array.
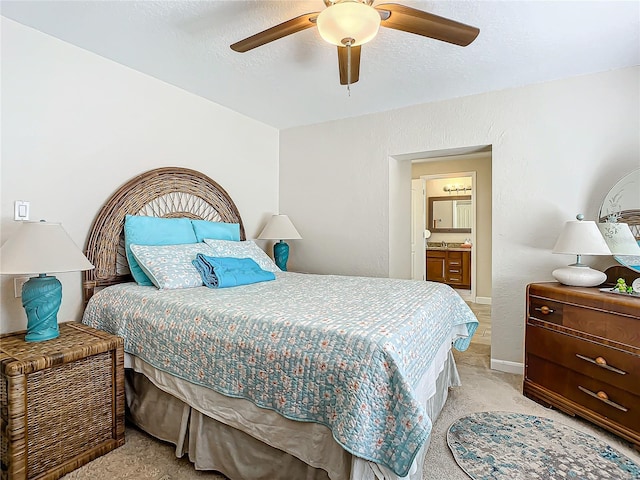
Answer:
[{"left": 81, "top": 167, "right": 478, "bottom": 480}]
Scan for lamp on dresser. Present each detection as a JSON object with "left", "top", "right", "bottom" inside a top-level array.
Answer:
[
  {"left": 0, "top": 220, "right": 94, "bottom": 341},
  {"left": 551, "top": 214, "right": 611, "bottom": 287},
  {"left": 258, "top": 214, "right": 302, "bottom": 271}
]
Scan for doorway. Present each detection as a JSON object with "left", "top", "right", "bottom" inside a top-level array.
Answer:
[
  {"left": 420, "top": 172, "right": 476, "bottom": 301},
  {"left": 389, "top": 146, "right": 492, "bottom": 349},
  {"left": 410, "top": 150, "right": 492, "bottom": 306}
]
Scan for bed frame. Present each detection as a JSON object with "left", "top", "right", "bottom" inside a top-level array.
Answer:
[
  {"left": 82, "top": 167, "right": 460, "bottom": 480},
  {"left": 83, "top": 167, "right": 245, "bottom": 305}
]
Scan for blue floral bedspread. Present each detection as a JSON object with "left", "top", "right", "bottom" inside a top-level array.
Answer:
[{"left": 82, "top": 272, "right": 477, "bottom": 476}]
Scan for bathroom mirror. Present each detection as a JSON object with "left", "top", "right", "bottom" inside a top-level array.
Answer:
[
  {"left": 428, "top": 195, "right": 472, "bottom": 233},
  {"left": 598, "top": 169, "right": 640, "bottom": 272}
]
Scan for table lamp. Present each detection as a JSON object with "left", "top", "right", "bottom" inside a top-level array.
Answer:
[
  {"left": 551, "top": 214, "right": 611, "bottom": 287},
  {"left": 258, "top": 214, "right": 302, "bottom": 271},
  {"left": 0, "top": 221, "right": 94, "bottom": 342}
]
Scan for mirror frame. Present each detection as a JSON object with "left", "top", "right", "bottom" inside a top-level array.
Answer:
[
  {"left": 598, "top": 169, "right": 640, "bottom": 273},
  {"left": 428, "top": 195, "right": 472, "bottom": 233}
]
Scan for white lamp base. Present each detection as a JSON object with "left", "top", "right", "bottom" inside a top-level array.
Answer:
[{"left": 551, "top": 265, "right": 606, "bottom": 287}]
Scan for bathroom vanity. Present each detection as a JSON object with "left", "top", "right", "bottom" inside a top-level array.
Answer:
[{"left": 426, "top": 246, "right": 471, "bottom": 289}]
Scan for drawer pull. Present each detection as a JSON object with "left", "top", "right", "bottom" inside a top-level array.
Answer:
[
  {"left": 575, "top": 354, "right": 627, "bottom": 375},
  {"left": 578, "top": 386, "right": 628, "bottom": 412},
  {"left": 535, "top": 306, "right": 554, "bottom": 315}
]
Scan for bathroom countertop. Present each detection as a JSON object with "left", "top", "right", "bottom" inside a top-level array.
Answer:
[{"left": 426, "top": 243, "right": 472, "bottom": 251}]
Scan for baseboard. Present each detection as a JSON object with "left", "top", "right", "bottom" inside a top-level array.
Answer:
[
  {"left": 474, "top": 296, "right": 492, "bottom": 305},
  {"left": 491, "top": 358, "right": 524, "bottom": 375}
]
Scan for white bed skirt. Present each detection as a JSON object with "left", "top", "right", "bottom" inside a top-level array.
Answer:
[{"left": 124, "top": 343, "right": 461, "bottom": 480}]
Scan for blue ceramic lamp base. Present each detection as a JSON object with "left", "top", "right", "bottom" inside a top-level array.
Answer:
[
  {"left": 22, "top": 274, "right": 62, "bottom": 342},
  {"left": 273, "top": 240, "right": 290, "bottom": 271}
]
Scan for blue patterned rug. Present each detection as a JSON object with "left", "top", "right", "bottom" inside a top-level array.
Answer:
[{"left": 447, "top": 411, "right": 640, "bottom": 480}]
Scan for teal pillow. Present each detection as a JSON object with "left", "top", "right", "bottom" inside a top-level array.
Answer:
[
  {"left": 191, "top": 220, "right": 240, "bottom": 242},
  {"left": 124, "top": 215, "right": 198, "bottom": 285}
]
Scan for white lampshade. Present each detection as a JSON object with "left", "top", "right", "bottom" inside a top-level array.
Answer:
[
  {"left": 317, "top": 1, "right": 381, "bottom": 47},
  {"left": 258, "top": 215, "right": 302, "bottom": 241},
  {"left": 0, "top": 221, "right": 94, "bottom": 275},
  {"left": 597, "top": 222, "right": 640, "bottom": 255},
  {"left": 552, "top": 219, "right": 611, "bottom": 256}
]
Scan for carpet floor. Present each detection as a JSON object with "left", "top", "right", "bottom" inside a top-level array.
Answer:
[{"left": 62, "top": 343, "right": 640, "bottom": 480}]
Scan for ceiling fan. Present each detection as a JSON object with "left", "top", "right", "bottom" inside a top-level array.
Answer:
[{"left": 230, "top": 0, "right": 480, "bottom": 88}]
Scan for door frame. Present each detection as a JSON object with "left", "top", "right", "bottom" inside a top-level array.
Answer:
[
  {"left": 411, "top": 178, "right": 426, "bottom": 280},
  {"left": 420, "top": 171, "right": 477, "bottom": 302}
]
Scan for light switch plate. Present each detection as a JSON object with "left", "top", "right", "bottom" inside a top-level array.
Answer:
[{"left": 14, "top": 201, "right": 30, "bottom": 221}]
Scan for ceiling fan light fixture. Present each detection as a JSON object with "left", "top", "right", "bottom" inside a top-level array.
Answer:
[{"left": 317, "top": 0, "right": 381, "bottom": 47}]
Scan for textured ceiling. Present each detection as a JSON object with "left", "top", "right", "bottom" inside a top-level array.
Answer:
[{"left": 2, "top": 1, "right": 639, "bottom": 129}]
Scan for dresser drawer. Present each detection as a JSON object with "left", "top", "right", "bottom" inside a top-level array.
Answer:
[
  {"left": 529, "top": 295, "right": 640, "bottom": 347},
  {"left": 447, "top": 251, "right": 463, "bottom": 261},
  {"left": 528, "top": 296, "right": 564, "bottom": 325},
  {"left": 528, "top": 284, "right": 640, "bottom": 346},
  {"left": 447, "top": 272, "right": 463, "bottom": 282},
  {"left": 527, "top": 355, "right": 640, "bottom": 430},
  {"left": 526, "top": 325, "right": 640, "bottom": 395}
]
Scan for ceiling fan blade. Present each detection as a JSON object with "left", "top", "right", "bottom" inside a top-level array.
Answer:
[
  {"left": 376, "top": 3, "right": 479, "bottom": 46},
  {"left": 338, "top": 45, "right": 361, "bottom": 85},
  {"left": 230, "top": 12, "right": 319, "bottom": 52}
]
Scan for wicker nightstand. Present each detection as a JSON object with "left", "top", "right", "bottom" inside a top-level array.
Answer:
[{"left": 1, "top": 322, "right": 125, "bottom": 480}]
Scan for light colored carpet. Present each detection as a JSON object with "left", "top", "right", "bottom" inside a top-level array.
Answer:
[{"left": 62, "top": 344, "right": 640, "bottom": 480}]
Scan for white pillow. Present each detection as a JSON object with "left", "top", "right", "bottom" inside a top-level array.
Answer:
[
  {"left": 202, "top": 239, "right": 280, "bottom": 273},
  {"left": 130, "top": 243, "right": 216, "bottom": 289}
]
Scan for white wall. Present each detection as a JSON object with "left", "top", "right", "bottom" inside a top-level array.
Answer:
[
  {"left": 280, "top": 66, "right": 640, "bottom": 368},
  {"left": 1, "top": 18, "right": 280, "bottom": 334}
]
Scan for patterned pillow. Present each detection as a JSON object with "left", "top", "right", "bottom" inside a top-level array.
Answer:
[
  {"left": 130, "top": 243, "right": 216, "bottom": 289},
  {"left": 203, "top": 239, "right": 280, "bottom": 273}
]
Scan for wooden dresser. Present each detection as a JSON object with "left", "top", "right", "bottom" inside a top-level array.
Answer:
[{"left": 524, "top": 282, "right": 640, "bottom": 450}]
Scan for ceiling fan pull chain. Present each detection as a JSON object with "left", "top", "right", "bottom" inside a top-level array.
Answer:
[
  {"left": 342, "top": 37, "right": 355, "bottom": 96},
  {"left": 347, "top": 43, "right": 351, "bottom": 96}
]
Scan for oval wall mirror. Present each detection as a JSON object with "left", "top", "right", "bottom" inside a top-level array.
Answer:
[{"left": 598, "top": 169, "right": 640, "bottom": 272}]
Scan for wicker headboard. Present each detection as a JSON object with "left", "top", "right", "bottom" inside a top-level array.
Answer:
[{"left": 83, "top": 167, "right": 245, "bottom": 305}]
